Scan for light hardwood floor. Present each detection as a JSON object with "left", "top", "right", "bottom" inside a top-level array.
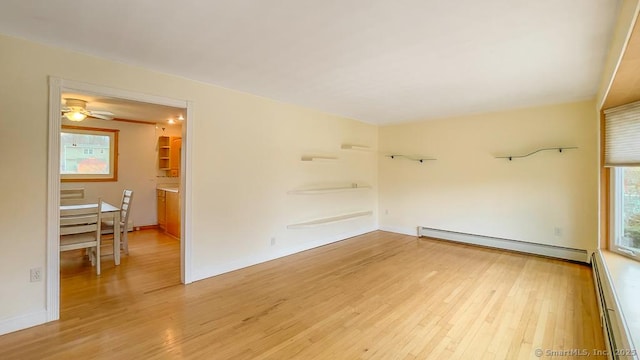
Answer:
[{"left": 0, "top": 230, "right": 604, "bottom": 359}]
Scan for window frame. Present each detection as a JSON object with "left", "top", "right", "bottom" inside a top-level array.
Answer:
[
  {"left": 609, "top": 167, "right": 640, "bottom": 260},
  {"left": 60, "top": 125, "right": 119, "bottom": 182}
]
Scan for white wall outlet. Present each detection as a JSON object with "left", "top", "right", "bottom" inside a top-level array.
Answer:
[
  {"left": 30, "top": 267, "right": 42, "bottom": 282},
  {"left": 385, "top": 209, "right": 389, "bottom": 215},
  {"left": 554, "top": 227, "right": 563, "bottom": 237},
  {"left": 270, "top": 237, "right": 276, "bottom": 246}
]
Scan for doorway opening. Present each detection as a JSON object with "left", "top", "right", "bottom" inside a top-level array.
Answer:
[{"left": 47, "top": 78, "right": 192, "bottom": 321}]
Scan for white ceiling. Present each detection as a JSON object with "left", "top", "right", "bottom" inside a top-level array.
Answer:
[{"left": 0, "top": 0, "right": 620, "bottom": 124}]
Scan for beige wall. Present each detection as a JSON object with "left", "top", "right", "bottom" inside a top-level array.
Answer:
[
  {"left": 0, "top": 34, "right": 377, "bottom": 330},
  {"left": 378, "top": 101, "right": 598, "bottom": 250}
]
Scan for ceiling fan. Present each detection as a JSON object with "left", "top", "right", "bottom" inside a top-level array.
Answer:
[{"left": 61, "top": 98, "right": 114, "bottom": 121}]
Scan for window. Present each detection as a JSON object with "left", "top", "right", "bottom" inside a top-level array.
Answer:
[
  {"left": 605, "top": 100, "right": 640, "bottom": 260},
  {"left": 60, "top": 125, "right": 118, "bottom": 182},
  {"left": 611, "top": 167, "right": 640, "bottom": 259}
]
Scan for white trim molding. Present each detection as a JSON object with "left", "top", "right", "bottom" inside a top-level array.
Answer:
[
  {"left": 47, "top": 77, "right": 62, "bottom": 321},
  {"left": 182, "top": 100, "right": 194, "bottom": 284},
  {"left": 0, "top": 310, "right": 48, "bottom": 336},
  {"left": 417, "top": 227, "right": 589, "bottom": 263}
]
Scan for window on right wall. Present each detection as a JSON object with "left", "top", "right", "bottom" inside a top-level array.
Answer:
[
  {"left": 605, "top": 100, "right": 640, "bottom": 260},
  {"left": 611, "top": 167, "right": 640, "bottom": 258}
]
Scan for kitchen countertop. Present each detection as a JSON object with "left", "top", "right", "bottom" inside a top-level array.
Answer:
[{"left": 157, "top": 186, "right": 179, "bottom": 193}]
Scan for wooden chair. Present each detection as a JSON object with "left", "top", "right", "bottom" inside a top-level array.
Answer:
[
  {"left": 60, "top": 188, "right": 85, "bottom": 205},
  {"left": 60, "top": 200, "right": 102, "bottom": 275},
  {"left": 102, "top": 189, "right": 133, "bottom": 255}
]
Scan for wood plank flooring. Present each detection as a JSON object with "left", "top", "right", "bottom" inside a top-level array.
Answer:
[{"left": 0, "top": 230, "right": 605, "bottom": 359}]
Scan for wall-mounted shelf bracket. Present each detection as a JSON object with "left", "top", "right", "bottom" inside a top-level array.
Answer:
[
  {"left": 495, "top": 146, "right": 578, "bottom": 161},
  {"left": 386, "top": 154, "right": 436, "bottom": 163}
]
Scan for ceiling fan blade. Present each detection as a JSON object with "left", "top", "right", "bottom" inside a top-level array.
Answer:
[
  {"left": 89, "top": 110, "right": 115, "bottom": 116},
  {"left": 88, "top": 114, "right": 113, "bottom": 120}
]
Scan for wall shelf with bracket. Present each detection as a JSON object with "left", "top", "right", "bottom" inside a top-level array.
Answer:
[
  {"left": 341, "top": 144, "right": 371, "bottom": 151},
  {"left": 301, "top": 155, "right": 338, "bottom": 161},
  {"left": 495, "top": 146, "right": 578, "bottom": 161},
  {"left": 386, "top": 154, "right": 437, "bottom": 163},
  {"left": 287, "top": 211, "right": 373, "bottom": 229},
  {"left": 287, "top": 184, "right": 371, "bottom": 194}
]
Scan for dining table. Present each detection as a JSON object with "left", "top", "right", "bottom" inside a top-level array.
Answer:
[{"left": 60, "top": 201, "right": 122, "bottom": 265}]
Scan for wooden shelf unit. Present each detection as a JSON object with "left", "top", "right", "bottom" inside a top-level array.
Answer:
[
  {"left": 158, "top": 136, "right": 171, "bottom": 170},
  {"left": 158, "top": 136, "right": 181, "bottom": 173}
]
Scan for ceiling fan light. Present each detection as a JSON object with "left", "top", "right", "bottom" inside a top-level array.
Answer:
[{"left": 65, "top": 111, "right": 87, "bottom": 121}]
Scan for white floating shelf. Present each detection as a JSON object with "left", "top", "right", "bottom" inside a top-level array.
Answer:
[
  {"left": 287, "top": 211, "right": 373, "bottom": 229},
  {"left": 301, "top": 155, "right": 338, "bottom": 161},
  {"left": 288, "top": 184, "right": 372, "bottom": 194},
  {"left": 341, "top": 144, "right": 371, "bottom": 151}
]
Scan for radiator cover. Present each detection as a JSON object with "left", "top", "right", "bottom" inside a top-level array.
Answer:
[{"left": 417, "top": 226, "right": 588, "bottom": 262}]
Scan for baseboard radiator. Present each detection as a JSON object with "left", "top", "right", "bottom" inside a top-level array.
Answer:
[
  {"left": 417, "top": 227, "right": 588, "bottom": 263},
  {"left": 591, "top": 252, "right": 637, "bottom": 360}
]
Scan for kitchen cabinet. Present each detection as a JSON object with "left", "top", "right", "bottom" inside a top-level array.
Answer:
[
  {"left": 157, "top": 188, "right": 180, "bottom": 238},
  {"left": 170, "top": 137, "right": 182, "bottom": 174},
  {"left": 166, "top": 190, "right": 180, "bottom": 238},
  {"left": 157, "top": 189, "right": 166, "bottom": 230}
]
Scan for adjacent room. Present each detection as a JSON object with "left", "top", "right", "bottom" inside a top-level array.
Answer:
[
  {"left": 58, "top": 93, "right": 185, "bottom": 311},
  {"left": 1, "top": 1, "right": 639, "bottom": 359}
]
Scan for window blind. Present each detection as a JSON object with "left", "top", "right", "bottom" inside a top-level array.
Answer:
[{"left": 604, "top": 100, "right": 640, "bottom": 166}]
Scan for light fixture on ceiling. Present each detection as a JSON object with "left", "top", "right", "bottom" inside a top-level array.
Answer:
[
  {"left": 168, "top": 118, "right": 176, "bottom": 124},
  {"left": 61, "top": 98, "right": 114, "bottom": 121},
  {"left": 178, "top": 114, "right": 184, "bottom": 121},
  {"left": 64, "top": 111, "right": 87, "bottom": 122}
]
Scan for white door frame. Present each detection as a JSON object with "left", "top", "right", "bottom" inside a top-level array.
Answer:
[{"left": 47, "top": 77, "right": 193, "bottom": 321}]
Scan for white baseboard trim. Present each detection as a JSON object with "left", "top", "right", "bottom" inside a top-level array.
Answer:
[
  {"left": 0, "top": 310, "right": 47, "bottom": 336},
  {"left": 192, "top": 226, "right": 377, "bottom": 282},
  {"left": 417, "top": 227, "right": 589, "bottom": 263}
]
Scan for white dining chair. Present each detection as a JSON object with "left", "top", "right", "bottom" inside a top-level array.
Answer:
[
  {"left": 102, "top": 189, "right": 133, "bottom": 255},
  {"left": 60, "top": 199, "right": 102, "bottom": 275},
  {"left": 60, "top": 188, "right": 85, "bottom": 205}
]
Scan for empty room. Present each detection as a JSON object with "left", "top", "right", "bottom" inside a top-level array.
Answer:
[{"left": 1, "top": 1, "right": 639, "bottom": 359}]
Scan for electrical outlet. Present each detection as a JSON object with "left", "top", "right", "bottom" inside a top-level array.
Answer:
[
  {"left": 270, "top": 237, "right": 276, "bottom": 246},
  {"left": 385, "top": 209, "right": 389, "bottom": 215},
  {"left": 30, "top": 267, "right": 42, "bottom": 282},
  {"left": 554, "top": 227, "right": 563, "bottom": 237}
]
